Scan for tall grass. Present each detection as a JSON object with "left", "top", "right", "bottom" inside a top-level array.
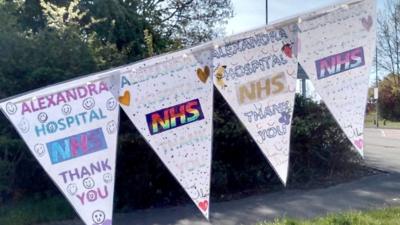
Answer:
[{"left": 0, "top": 196, "right": 75, "bottom": 225}]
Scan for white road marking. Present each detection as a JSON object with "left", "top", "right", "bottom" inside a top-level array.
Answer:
[{"left": 380, "top": 129, "right": 386, "bottom": 137}]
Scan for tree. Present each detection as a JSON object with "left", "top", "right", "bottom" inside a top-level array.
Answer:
[
  {"left": 377, "top": 0, "right": 400, "bottom": 81},
  {"left": 137, "top": 0, "right": 233, "bottom": 46},
  {"left": 375, "top": 1, "right": 400, "bottom": 121},
  {"left": 0, "top": 0, "right": 234, "bottom": 203},
  {"left": 82, "top": 0, "right": 233, "bottom": 60},
  {"left": 378, "top": 74, "right": 400, "bottom": 120},
  {"left": 0, "top": 1, "right": 98, "bottom": 200},
  {"left": 17, "top": 0, "right": 233, "bottom": 62}
]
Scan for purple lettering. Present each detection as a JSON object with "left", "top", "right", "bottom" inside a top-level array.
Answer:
[
  {"left": 101, "top": 159, "right": 112, "bottom": 171},
  {"left": 59, "top": 171, "right": 69, "bottom": 183},
  {"left": 80, "top": 166, "right": 91, "bottom": 178}
]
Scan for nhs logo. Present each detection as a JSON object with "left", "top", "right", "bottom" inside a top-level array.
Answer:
[
  {"left": 46, "top": 128, "right": 107, "bottom": 164},
  {"left": 315, "top": 47, "right": 365, "bottom": 80},
  {"left": 145, "top": 99, "right": 204, "bottom": 135}
]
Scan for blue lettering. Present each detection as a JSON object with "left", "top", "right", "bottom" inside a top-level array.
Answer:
[
  {"left": 121, "top": 76, "right": 131, "bottom": 88},
  {"left": 49, "top": 139, "right": 71, "bottom": 164}
]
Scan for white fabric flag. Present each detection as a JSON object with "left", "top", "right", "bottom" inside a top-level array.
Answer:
[
  {"left": 213, "top": 25, "right": 298, "bottom": 184},
  {"left": 298, "top": 0, "right": 376, "bottom": 156},
  {"left": 118, "top": 45, "right": 213, "bottom": 219},
  {"left": 0, "top": 71, "right": 120, "bottom": 225}
]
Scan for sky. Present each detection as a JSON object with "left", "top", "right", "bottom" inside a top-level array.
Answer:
[
  {"left": 226, "top": 0, "right": 386, "bottom": 97},
  {"left": 226, "top": 0, "right": 385, "bottom": 34}
]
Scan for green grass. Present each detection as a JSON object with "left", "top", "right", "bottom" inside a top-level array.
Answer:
[
  {"left": 2, "top": 198, "right": 400, "bottom": 225},
  {"left": 365, "top": 112, "right": 400, "bottom": 129},
  {"left": 256, "top": 207, "right": 400, "bottom": 225},
  {"left": 0, "top": 196, "right": 75, "bottom": 225}
]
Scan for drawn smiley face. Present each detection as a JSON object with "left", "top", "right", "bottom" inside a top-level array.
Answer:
[
  {"left": 106, "top": 121, "right": 117, "bottom": 134},
  {"left": 92, "top": 210, "right": 106, "bottom": 224},
  {"left": 103, "top": 173, "right": 113, "bottom": 184},
  {"left": 46, "top": 122, "right": 58, "bottom": 134},
  {"left": 87, "top": 190, "right": 97, "bottom": 201},
  {"left": 82, "top": 177, "right": 95, "bottom": 189},
  {"left": 5, "top": 102, "right": 17, "bottom": 115},
  {"left": 18, "top": 118, "right": 30, "bottom": 133},
  {"left": 34, "top": 144, "right": 46, "bottom": 157},
  {"left": 66, "top": 183, "right": 78, "bottom": 196},
  {"left": 61, "top": 104, "right": 72, "bottom": 115},
  {"left": 37, "top": 112, "right": 48, "bottom": 123},
  {"left": 106, "top": 98, "right": 117, "bottom": 111},
  {"left": 83, "top": 97, "right": 95, "bottom": 110}
]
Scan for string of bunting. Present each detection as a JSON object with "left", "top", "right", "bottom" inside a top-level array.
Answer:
[{"left": 0, "top": 0, "right": 376, "bottom": 224}]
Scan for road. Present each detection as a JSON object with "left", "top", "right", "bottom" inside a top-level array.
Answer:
[
  {"left": 364, "top": 128, "right": 400, "bottom": 173},
  {"left": 44, "top": 128, "right": 400, "bottom": 225}
]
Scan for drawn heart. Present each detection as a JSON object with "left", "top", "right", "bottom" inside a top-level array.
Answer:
[
  {"left": 119, "top": 91, "right": 131, "bottom": 106},
  {"left": 281, "top": 44, "right": 293, "bottom": 58},
  {"left": 196, "top": 66, "right": 210, "bottom": 83},
  {"left": 198, "top": 200, "right": 208, "bottom": 211},
  {"left": 354, "top": 139, "right": 364, "bottom": 149},
  {"left": 361, "top": 16, "right": 373, "bottom": 31}
]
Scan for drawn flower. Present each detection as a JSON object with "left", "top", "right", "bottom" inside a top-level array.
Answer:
[{"left": 278, "top": 111, "right": 290, "bottom": 125}]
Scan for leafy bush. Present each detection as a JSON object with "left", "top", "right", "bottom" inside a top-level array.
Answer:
[
  {"left": 113, "top": 92, "right": 359, "bottom": 209},
  {"left": 0, "top": 92, "right": 360, "bottom": 211},
  {"left": 0, "top": 0, "right": 360, "bottom": 216},
  {"left": 0, "top": 196, "right": 74, "bottom": 225},
  {"left": 288, "top": 95, "right": 362, "bottom": 186},
  {"left": 378, "top": 74, "right": 400, "bottom": 121}
]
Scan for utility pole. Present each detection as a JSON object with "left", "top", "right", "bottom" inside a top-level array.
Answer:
[
  {"left": 301, "top": 73, "right": 307, "bottom": 97},
  {"left": 266, "top": 0, "right": 307, "bottom": 97},
  {"left": 375, "top": 47, "right": 379, "bottom": 128},
  {"left": 266, "top": 0, "right": 268, "bottom": 24}
]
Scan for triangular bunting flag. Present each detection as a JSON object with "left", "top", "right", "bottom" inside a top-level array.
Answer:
[
  {"left": 298, "top": 0, "right": 377, "bottom": 156},
  {"left": 119, "top": 45, "right": 214, "bottom": 219},
  {"left": 212, "top": 25, "right": 298, "bottom": 184},
  {"left": 0, "top": 73, "right": 120, "bottom": 225}
]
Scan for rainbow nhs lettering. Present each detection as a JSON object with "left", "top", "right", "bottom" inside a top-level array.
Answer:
[
  {"left": 316, "top": 47, "right": 365, "bottom": 80},
  {"left": 146, "top": 99, "right": 204, "bottom": 135},
  {"left": 47, "top": 128, "right": 107, "bottom": 164}
]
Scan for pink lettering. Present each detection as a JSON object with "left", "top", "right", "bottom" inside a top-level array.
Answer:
[
  {"left": 38, "top": 97, "right": 46, "bottom": 110},
  {"left": 30, "top": 100, "right": 39, "bottom": 112},
  {"left": 99, "top": 82, "right": 109, "bottom": 93},
  {"left": 20, "top": 82, "right": 108, "bottom": 115},
  {"left": 65, "top": 89, "right": 77, "bottom": 101},
  {"left": 56, "top": 93, "right": 67, "bottom": 105},
  {"left": 319, "top": 58, "right": 336, "bottom": 78},
  {"left": 21, "top": 102, "right": 31, "bottom": 115},
  {"left": 77, "top": 192, "right": 85, "bottom": 205},
  {"left": 77, "top": 86, "right": 88, "bottom": 98},
  {"left": 45, "top": 95, "right": 56, "bottom": 107},
  {"left": 76, "top": 186, "right": 109, "bottom": 205},
  {"left": 88, "top": 84, "right": 97, "bottom": 96},
  {"left": 70, "top": 134, "right": 88, "bottom": 156}
]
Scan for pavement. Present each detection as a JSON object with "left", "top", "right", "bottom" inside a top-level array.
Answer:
[{"left": 44, "top": 128, "right": 400, "bottom": 225}]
